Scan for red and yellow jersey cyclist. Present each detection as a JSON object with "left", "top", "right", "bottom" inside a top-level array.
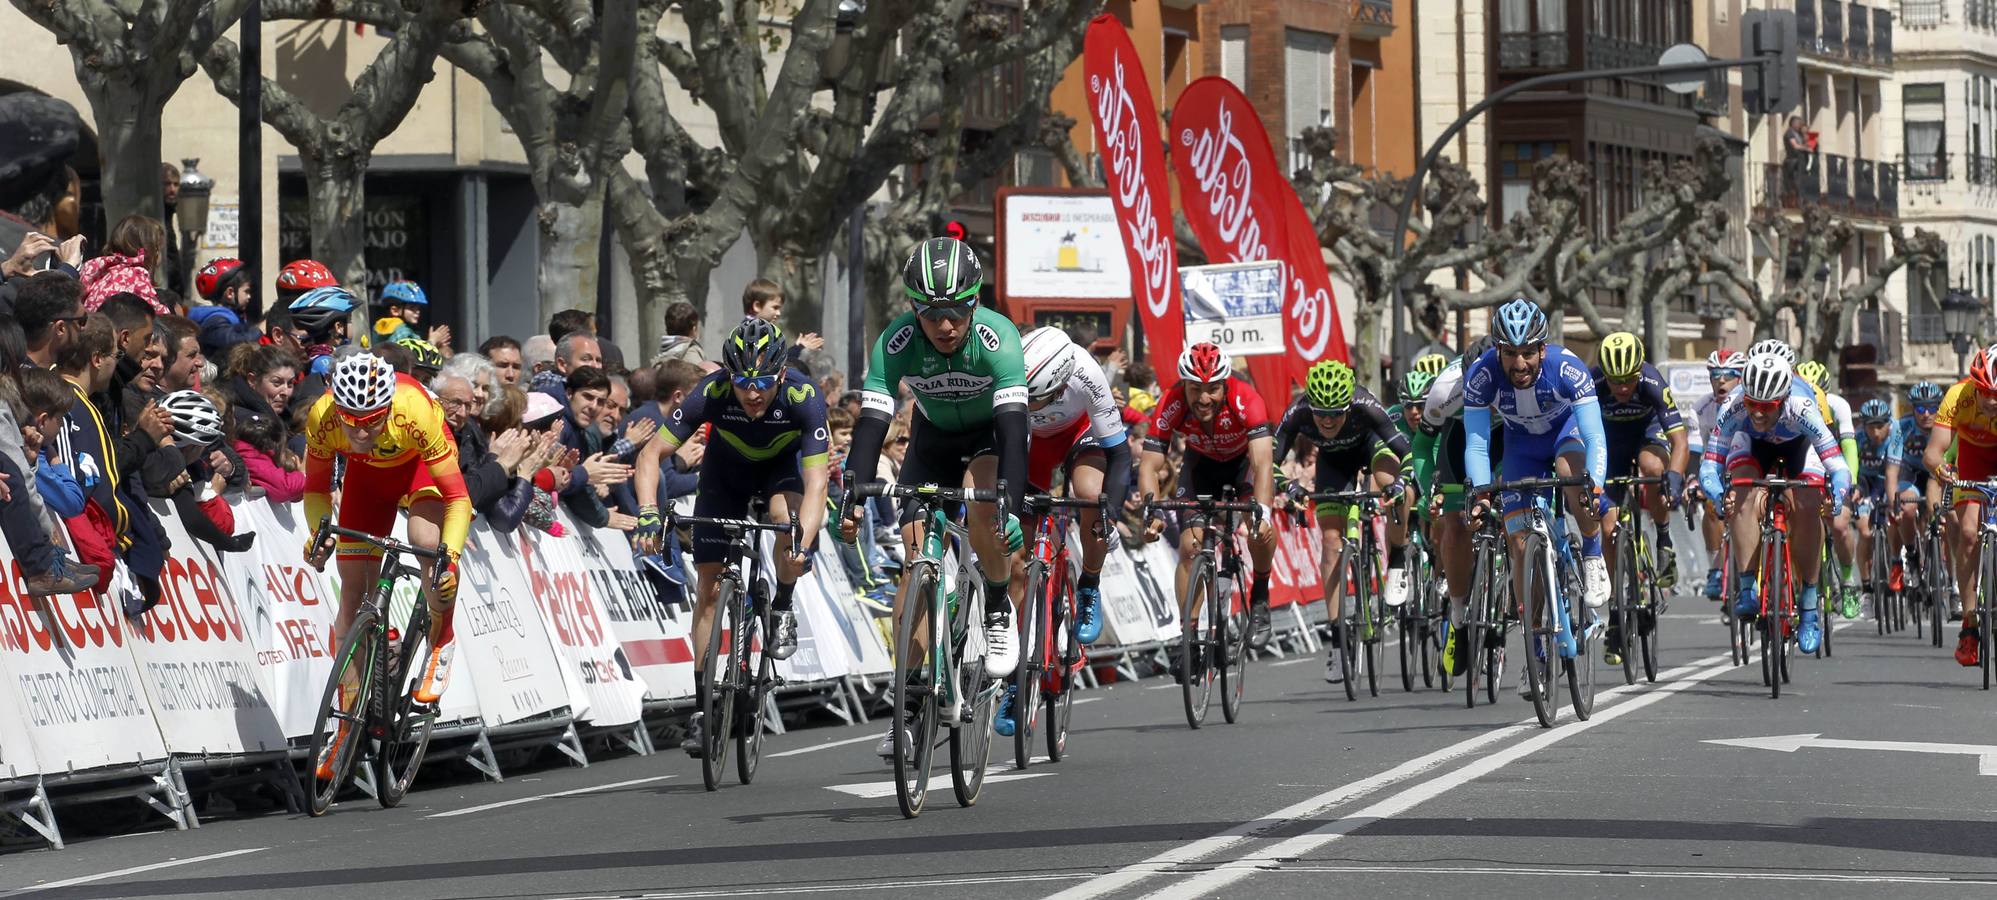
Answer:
[
  {"left": 1926, "top": 343, "right": 1997, "bottom": 669},
  {"left": 302, "top": 351, "right": 471, "bottom": 752}
]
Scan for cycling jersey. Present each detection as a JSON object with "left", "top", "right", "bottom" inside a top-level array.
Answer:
[
  {"left": 303, "top": 373, "right": 471, "bottom": 558},
  {"left": 1273, "top": 388, "right": 1409, "bottom": 466},
  {"left": 1894, "top": 415, "right": 1934, "bottom": 474},
  {"left": 1389, "top": 402, "right": 1441, "bottom": 496},
  {"left": 1462, "top": 345, "right": 1609, "bottom": 489},
  {"left": 860, "top": 307, "right": 1027, "bottom": 431},
  {"left": 665, "top": 369, "right": 830, "bottom": 466},
  {"left": 1697, "top": 386, "right": 1851, "bottom": 501},
  {"left": 1145, "top": 377, "right": 1271, "bottom": 462},
  {"left": 1936, "top": 380, "right": 1997, "bottom": 449},
  {"left": 1026, "top": 341, "right": 1126, "bottom": 448},
  {"left": 1420, "top": 358, "right": 1467, "bottom": 429},
  {"left": 1855, "top": 423, "right": 1899, "bottom": 485},
  {"left": 1590, "top": 362, "right": 1685, "bottom": 436}
]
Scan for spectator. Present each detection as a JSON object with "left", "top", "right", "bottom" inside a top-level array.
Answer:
[
  {"left": 189, "top": 257, "right": 262, "bottom": 360},
  {"left": 742, "top": 278, "right": 825, "bottom": 356},
  {"left": 837, "top": 390, "right": 862, "bottom": 419},
  {"left": 1783, "top": 115, "right": 1813, "bottom": 196},
  {"left": 0, "top": 167, "right": 82, "bottom": 278},
  {"left": 548, "top": 309, "right": 594, "bottom": 345},
  {"left": 154, "top": 390, "right": 252, "bottom": 552},
  {"left": 372, "top": 281, "right": 451, "bottom": 351},
  {"left": 434, "top": 365, "right": 549, "bottom": 533},
  {"left": 553, "top": 365, "right": 630, "bottom": 529},
  {"left": 285, "top": 285, "right": 359, "bottom": 412},
  {"left": 272, "top": 258, "right": 338, "bottom": 309},
  {"left": 483, "top": 383, "right": 528, "bottom": 435},
  {"left": 155, "top": 315, "right": 205, "bottom": 391},
  {"left": 220, "top": 343, "right": 298, "bottom": 439},
  {"left": 530, "top": 331, "right": 603, "bottom": 400},
  {"left": 627, "top": 363, "right": 657, "bottom": 405},
  {"left": 233, "top": 405, "right": 302, "bottom": 501},
  {"left": 48, "top": 314, "right": 137, "bottom": 592},
  {"left": 655, "top": 301, "right": 705, "bottom": 365},
  {"left": 79, "top": 214, "right": 168, "bottom": 313},
  {"left": 522, "top": 334, "right": 556, "bottom": 378},
  {"left": 440, "top": 352, "right": 505, "bottom": 422},
  {"left": 18, "top": 367, "right": 82, "bottom": 522},
  {"left": 15, "top": 271, "right": 85, "bottom": 368},
  {"left": 479, "top": 335, "right": 524, "bottom": 385},
  {"left": 624, "top": 359, "right": 702, "bottom": 512},
  {"left": 100, "top": 291, "right": 157, "bottom": 380},
  {"left": 160, "top": 162, "right": 183, "bottom": 293},
  {"left": 0, "top": 93, "right": 86, "bottom": 277}
]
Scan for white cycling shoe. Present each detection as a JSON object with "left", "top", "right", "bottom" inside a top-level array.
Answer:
[
  {"left": 1383, "top": 567, "right": 1409, "bottom": 607},
  {"left": 983, "top": 611, "right": 1018, "bottom": 678},
  {"left": 1583, "top": 556, "right": 1610, "bottom": 609}
]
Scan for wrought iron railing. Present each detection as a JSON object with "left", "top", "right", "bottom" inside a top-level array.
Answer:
[
  {"left": 1497, "top": 31, "right": 1569, "bottom": 69},
  {"left": 1971, "top": 154, "right": 1997, "bottom": 186},
  {"left": 1900, "top": 0, "right": 1943, "bottom": 28},
  {"left": 1826, "top": 153, "right": 1850, "bottom": 201},
  {"left": 1854, "top": 158, "right": 1877, "bottom": 213},
  {"left": 1879, "top": 162, "right": 1900, "bottom": 216},
  {"left": 1822, "top": 0, "right": 1845, "bottom": 53},
  {"left": 1847, "top": 3, "right": 1870, "bottom": 61},
  {"left": 1352, "top": 0, "right": 1393, "bottom": 29},
  {"left": 1875, "top": 7, "right": 1895, "bottom": 60},
  {"left": 1909, "top": 313, "right": 1948, "bottom": 344},
  {"left": 1905, "top": 152, "right": 1950, "bottom": 182}
]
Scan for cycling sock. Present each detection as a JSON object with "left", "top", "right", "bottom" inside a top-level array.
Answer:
[
  {"left": 1388, "top": 546, "right": 1406, "bottom": 568},
  {"left": 1581, "top": 533, "right": 1602, "bottom": 557},
  {"left": 1251, "top": 573, "right": 1271, "bottom": 610},
  {"left": 774, "top": 580, "right": 795, "bottom": 612},
  {"left": 1657, "top": 531, "right": 1674, "bottom": 549},
  {"left": 1799, "top": 582, "right": 1820, "bottom": 612},
  {"left": 1078, "top": 571, "right": 1101, "bottom": 592},
  {"left": 984, "top": 579, "right": 1010, "bottom": 618}
]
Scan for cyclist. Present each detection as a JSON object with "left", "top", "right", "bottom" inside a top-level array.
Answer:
[
  {"left": 1139, "top": 343, "right": 1278, "bottom": 653},
  {"left": 1690, "top": 348, "right": 1746, "bottom": 601},
  {"left": 301, "top": 351, "right": 471, "bottom": 778},
  {"left": 1888, "top": 381, "right": 1945, "bottom": 591},
  {"left": 1797, "top": 360, "right": 1863, "bottom": 618},
  {"left": 1591, "top": 332, "right": 1688, "bottom": 666},
  {"left": 1924, "top": 344, "right": 1997, "bottom": 667},
  {"left": 1853, "top": 398, "right": 1899, "bottom": 602},
  {"left": 1700, "top": 352, "right": 1850, "bottom": 655},
  {"left": 631, "top": 319, "right": 829, "bottom": 756},
  {"left": 1273, "top": 360, "right": 1410, "bottom": 684},
  {"left": 1421, "top": 335, "right": 1500, "bottom": 675},
  {"left": 996, "top": 327, "right": 1132, "bottom": 735},
  {"left": 836, "top": 236, "right": 1030, "bottom": 761}
]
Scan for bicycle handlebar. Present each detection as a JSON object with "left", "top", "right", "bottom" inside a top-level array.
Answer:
[
  {"left": 1603, "top": 475, "right": 1665, "bottom": 487},
  {"left": 1481, "top": 475, "right": 1594, "bottom": 494},
  {"left": 1022, "top": 494, "right": 1107, "bottom": 514},
  {"left": 312, "top": 516, "right": 446, "bottom": 561},
  {"left": 665, "top": 510, "right": 803, "bottom": 557},
  {"left": 857, "top": 481, "right": 1000, "bottom": 505}
]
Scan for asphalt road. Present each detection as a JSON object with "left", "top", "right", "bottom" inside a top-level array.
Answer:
[{"left": 4, "top": 598, "right": 1995, "bottom": 899}]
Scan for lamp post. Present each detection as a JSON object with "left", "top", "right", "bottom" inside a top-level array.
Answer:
[
  {"left": 175, "top": 159, "right": 214, "bottom": 301},
  {"left": 1943, "top": 286, "right": 1982, "bottom": 376}
]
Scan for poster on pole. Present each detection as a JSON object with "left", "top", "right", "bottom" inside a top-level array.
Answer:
[
  {"left": 999, "top": 193, "right": 1133, "bottom": 300},
  {"left": 1179, "top": 261, "right": 1286, "bottom": 357}
]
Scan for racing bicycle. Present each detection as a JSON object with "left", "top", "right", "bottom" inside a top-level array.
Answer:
[
  {"left": 1145, "top": 488, "right": 1257, "bottom": 729},
  {"left": 1313, "top": 486, "right": 1389, "bottom": 701},
  {"left": 1945, "top": 478, "right": 1997, "bottom": 690},
  {"left": 1479, "top": 475, "right": 1597, "bottom": 729},
  {"left": 1012, "top": 493, "right": 1102, "bottom": 768}
]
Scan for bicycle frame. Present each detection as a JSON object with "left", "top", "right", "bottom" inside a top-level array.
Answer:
[
  {"left": 1145, "top": 487, "right": 1259, "bottom": 728},
  {"left": 1946, "top": 478, "right": 1997, "bottom": 689}
]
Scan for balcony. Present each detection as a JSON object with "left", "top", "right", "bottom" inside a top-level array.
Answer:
[
  {"left": 1972, "top": 154, "right": 1997, "bottom": 186},
  {"left": 1874, "top": 7, "right": 1894, "bottom": 62},
  {"left": 1847, "top": 3, "right": 1869, "bottom": 62},
  {"left": 1350, "top": 0, "right": 1394, "bottom": 39},
  {"left": 1854, "top": 158, "right": 1876, "bottom": 213},
  {"left": 1821, "top": 0, "right": 1845, "bottom": 55},
  {"left": 1497, "top": 31, "right": 1569, "bottom": 70},
  {"left": 1826, "top": 154, "right": 1850, "bottom": 204},
  {"left": 1879, "top": 161, "right": 1900, "bottom": 216},
  {"left": 1857, "top": 309, "right": 1906, "bottom": 366},
  {"left": 1901, "top": 0, "right": 1943, "bottom": 28},
  {"left": 1584, "top": 36, "right": 1655, "bottom": 71},
  {"left": 1799, "top": 0, "right": 1818, "bottom": 48},
  {"left": 1905, "top": 151, "right": 1950, "bottom": 182},
  {"left": 1909, "top": 313, "right": 1948, "bottom": 344}
]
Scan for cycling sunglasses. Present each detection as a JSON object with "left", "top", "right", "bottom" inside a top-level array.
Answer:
[
  {"left": 732, "top": 372, "right": 781, "bottom": 391},
  {"left": 336, "top": 407, "right": 391, "bottom": 428},
  {"left": 1310, "top": 405, "right": 1351, "bottom": 418},
  {"left": 1710, "top": 368, "right": 1742, "bottom": 379},
  {"left": 1914, "top": 404, "right": 1939, "bottom": 415},
  {"left": 1607, "top": 373, "right": 1642, "bottom": 386},
  {"left": 1743, "top": 396, "right": 1784, "bottom": 414},
  {"left": 911, "top": 298, "right": 978, "bottom": 321}
]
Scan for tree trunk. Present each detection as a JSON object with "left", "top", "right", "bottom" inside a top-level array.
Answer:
[
  {"left": 302, "top": 153, "right": 369, "bottom": 293},
  {"left": 536, "top": 187, "right": 605, "bottom": 323},
  {"left": 85, "top": 78, "right": 169, "bottom": 228}
]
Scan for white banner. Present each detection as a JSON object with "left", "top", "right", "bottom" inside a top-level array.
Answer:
[
  {"left": 575, "top": 524, "right": 694, "bottom": 704},
  {"left": 0, "top": 567, "right": 168, "bottom": 772},
  {"left": 782, "top": 528, "right": 893, "bottom": 683},
  {"left": 516, "top": 515, "right": 648, "bottom": 727},
  {"left": 0, "top": 645, "right": 38, "bottom": 778},
  {"left": 456, "top": 522, "right": 572, "bottom": 725}
]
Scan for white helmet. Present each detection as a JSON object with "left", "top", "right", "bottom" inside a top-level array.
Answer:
[
  {"left": 1706, "top": 348, "right": 1746, "bottom": 370},
  {"left": 1021, "top": 328, "right": 1080, "bottom": 401},
  {"left": 162, "top": 390, "right": 225, "bottom": 446},
  {"left": 1742, "top": 354, "right": 1793, "bottom": 403},
  {"left": 1747, "top": 338, "right": 1797, "bottom": 366},
  {"left": 330, "top": 351, "right": 399, "bottom": 415}
]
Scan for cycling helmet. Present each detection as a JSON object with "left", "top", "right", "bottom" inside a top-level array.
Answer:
[
  {"left": 1706, "top": 347, "right": 1746, "bottom": 370},
  {"left": 1305, "top": 360, "right": 1357, "bottom": 410},
  {"left": 1021, "top": 328, "right": 1080, "bottom": 401},
  {"left": 1492, "top": 298, "right": 1549, "bottom": 347},
  {"left": 1796, "top": 360, "right": 1831, "bottom": 391},
  {"left": 1747, "top": 338, "right": 1797, "bottom": 365},
  {"left": 1909, "top": 381, "right": 1945, "bottom": 406},
  {"left": 195, "top": 257, "right": 247, "bottom": 300},
  {"left": 329, "top": 352, "right": 399, "bottom": 414},
  {"left": 1743, "top": 354, "right": 1794, "bottom": 403},
  {"left": 1178, "top": 342, "right": 1231, "bottom": 384},
  {"left": 1858, "top": 398, "right": 1892, "bottom": 422},
  {"left": 161, "top": 390, "right": 224, "bottom": 446},
  {"left": 901, "top": 237, "right": 982, "bottom": 307},
  {"left": 395, "top": 338, "right": 446, "bottom": 371},
  {"left": 720, "top": 317, "right": 790, "bottom": 379},
  {"left": 1972, "top": 342, "right": 1997, "bottom": 394},
  {"left": 1598, "top": 331, "right": 1644, "bottom": 379},
  {"left": 1413, "top": 353, "right": 1449, "bottom": 378},
  {"left": 1402, "top": 368, "right": 1437, "bottom": 404},
  {"left": 380, "top": 281, "right": 428, "bottom": 307},
  {"left": 276, "top": 259, "right": 338, "bottom": 292},
  {"left": 288, "top": 286, "right": 357, "bottom": 335},
  {"left": 1464, "top": 334, "right": 1497, "bottom": 363}
]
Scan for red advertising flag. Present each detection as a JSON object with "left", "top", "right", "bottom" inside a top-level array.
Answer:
[
  {"left": 1169, "top": 76, "right": 1298, "bottom": 406},
  {"left": 1279, "top": 182, "right": 1350, "bottom": 373},
  {"left": 1083, "top": 14, "right": 1184, "bottom": 388}
]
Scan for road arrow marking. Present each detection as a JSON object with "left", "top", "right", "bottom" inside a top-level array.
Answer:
[{"left": 1705, "top": 733, "right": 1997, "bottom": 775}]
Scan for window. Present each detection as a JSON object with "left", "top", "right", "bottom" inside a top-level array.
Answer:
[
  {"left": 1904, "top": 83, "right": 1947, "bottom": 180},
  {"left": 1163, "top": 30, "right": 1191, "bottom": 98},
  {"left": 1220, "top": 25, "right": 1248, "bottom": 91},
  {"left": 1498, "top": 140, "right": 1568, "bottom": 220},
  {"left": 1285, "top": 29, "right": 1335, "bottom": 174},
  {"left": 1498, "top": 0, "right": 1568, "bottom": 68}
]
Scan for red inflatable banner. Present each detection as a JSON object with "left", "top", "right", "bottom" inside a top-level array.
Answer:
[
  {"left": 1279, "top": 184, "right": 1350, "bottom": 375},
  {"left": 1169, "top": 76, "right": 1300, "bottom": 407},
  {"left": 1084, "top": 15, "right": 1184, "bottom": 388}
]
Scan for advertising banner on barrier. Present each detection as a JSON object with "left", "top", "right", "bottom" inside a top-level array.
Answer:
[
  {"left": 1268, "top": 515, "right": 1325, "bottom": 609},
  {"left": 456, "top": 521, "right": 572, "bottom": 724},
  {"left": 0, "top": 653, "right": 38, "bottom": 778},
  {"left": 0, "top": 564, "right": 168, "bottom": 771},
  {"left": 782, "top": 528, "right": 893, "bottom": 683},
  {"left": 577, "top": 524, "right": 693, "bottom": 703},
  {"left": 124, "top": 506, "right": 288, "bottom": 755},
  {"left": 224, "top": 499, "right": 339, "bottom": 737},
  {"left": 518, "top": 515, "right": 648, "bottom": 727}
]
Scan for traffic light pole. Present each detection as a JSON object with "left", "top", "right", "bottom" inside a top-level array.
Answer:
[{"left": 1387, "top": 55, "right": 1773, "bottom": 381}]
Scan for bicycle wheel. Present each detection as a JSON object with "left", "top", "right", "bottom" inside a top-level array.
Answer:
[
  {"left": 373, "top": 602, "right": 435, "bottom": 809},
  {"left": 737, "top": 600, "right": 774, "bottom": 786},
  {"left": 892, "top": 562, "right": 941, "bottom": 819},
  {"left": 1180, "top": 558, "right": 1216, "bottom": 728},
  {"left": 1463, "top": 547, "right": 1494, "bottom": 709},
  {"left": 950, "top": 597, "right": 998, "bottom": 808},
  {"left": 1873, "top": 529, "right": 1888, "bottom": 635},
  {"left": 1358, "top": 533, "right": 1381, "bottom": 699},
  {"left": 696, "top": 576, "right": 738, "bottom": 791},
  {"left": 1046, "top": 571, "right": 1077, "bottom": 762},
  {"left": 1219, "top": 568, "right": 1249, "bottom": 725},
  {"left": 1013, "top": 559, "right": 1048, "bottom": 770},
  {"left": 1818, "top": 551, "right": 1837, "bottom": 659},
  {"left": 1613, "top": 522, "right": 1639, "bottom": 686},
  {"left": 306, "top": 608, "right": 380, "bottom": 817},
  {"left": 1981, "top": 535, "right": 1996, "bottom": 692},
  {"left": 1397, "top": 602, "right": 1417, "bottom": 693},
  {"left": 1764, "top": 532, "right": 1786, "bottom": 699},
  {"left": 1521, "top": 534, "right": 1557, "bottom": 728},
  {"left": 1639, "top": 580, "right": 1660, "bottom": 683},
  {"left": 1565, "top": 560, "right": 1597, "bottom": 721}
]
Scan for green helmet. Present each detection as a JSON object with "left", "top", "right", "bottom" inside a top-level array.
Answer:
[
  {"left": 1305, "top": 360, "right": 1356, "bottom": 411},
  {"left": 1402, "top": 368, "right": 1437, "bottom": 404},
  {"left": 1413, "top": 353, "right": 1449, "bottom": 378},
  {"left": 1796, "top": 360, "right": 1830, "bottom": 391},
  {"left": 1598, "top": 331, "right": 1643, "bottom": 379}
]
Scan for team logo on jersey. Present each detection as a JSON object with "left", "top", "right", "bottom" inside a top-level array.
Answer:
[
  {"left": 906, "top": 371, "right": 995, "bottom": 398},
  {"left": 1563, "top": 362, "right": 1591, "bottom": 390},
  {"left": 771, "top": 407, "right": 785, "bottom": 421},
  {"left": 813, "top": 426, "right": 828, "bottom": 442},
  {"left": 974, "top": 323, "right": 1002, "bottom": 353},
  {"left": 786, "top": 385, "right": 811, "bottom": 405},
  {"left": 1660, "top": 386, "right": 1676, "bottom": 407},
  {"left": 886, "top": 324, "right": 915, "bottom": 355}
]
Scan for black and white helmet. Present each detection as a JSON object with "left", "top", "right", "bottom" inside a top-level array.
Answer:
[
  {"left": 330, "top": 351, "right": 399, "bottom": 415},
  {"left": 1746, "top": 338, "right": 1797, "bottom": 366},
  {"left": 162, "top": 390, "right": 225, "bottom": 446},
  {"left": 1021, "top": 327, "right": 1080, "bottom": 401},
  {"left": 1742, "top": 354, "right": 1793, "bottom": 403},
  {"left": 901, "top": 237, "right": 982, "bottom": 307}
]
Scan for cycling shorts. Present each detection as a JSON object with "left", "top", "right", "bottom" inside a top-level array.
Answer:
[
  {"left": 1497, "top": 414, "right": 1586, "bottom": 529},
  {"left": 1951, "top": 446, "right": 1997, "bottom": 508},
  {"left": 1604, "top": 421, "right": 1671, "bottom": 506},
  {"left": 1174, "top": 452, "right": 1254, "bottom": 531},
  {"left": 1725, "top": 434, "right": 1826, "bottom": 490},
  {"left": 335, "top": 457, "right": 432, "bottom": 561},
  {"left": 896, "top": 412, "right": 999, "bottom": 526},
  {"left": 1313, "top": 440, "right": 1401, "bottom": 519},
  {"left": 691, "top": 451, "right": 806, "bottom": 566},
  {"left": 1027, "top": 414, "right": 1101, "bottom": 493}
]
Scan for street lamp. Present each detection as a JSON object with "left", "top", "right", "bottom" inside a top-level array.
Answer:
[
  {"left": 175, "top": 158, "right": 214, "bottom": 300},
  {"left": 1942, "top": 286, "right": 1981, "bottom": 375}
]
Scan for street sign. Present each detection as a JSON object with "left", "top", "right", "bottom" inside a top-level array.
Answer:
[
  {"left": 1657, "top": 43, "right": 1711, "bottom": 95},
  {"left": 1178, "top": 261, "right": 1285, "bottom": 356},
  {"left": 1706, "top": 733, "right": 1997, "bottom": 775}
]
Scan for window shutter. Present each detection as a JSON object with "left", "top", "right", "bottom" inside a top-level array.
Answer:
[{"left": 1221, "top": 25, "right": 1248, "bottom": 91}]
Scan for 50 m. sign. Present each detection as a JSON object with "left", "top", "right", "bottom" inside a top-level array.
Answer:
[{"left": 1179, "top": 261, "right": 1285, "bottom": 357}]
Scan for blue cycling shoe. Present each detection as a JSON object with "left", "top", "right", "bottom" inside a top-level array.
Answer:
[
  {"left": 1704, "top": 568, "right": 1723, "bottom": 600},
  {"left": 1076, "top": 586, "right": 1104, "bottom": 644},
  {"left": 994, "top": 684, "right": 1018, "bottom": 737},
  {"left": 1798, "top": 609, "right": 1823, "bottom": 653},
  {"left": 1732, "top": 583, "right": 1761, "bottom": 618}
]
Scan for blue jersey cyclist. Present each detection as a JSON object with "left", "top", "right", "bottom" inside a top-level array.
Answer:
[
  {"left": 1698, "top": 352, "right": 1851, "bottom": 655},
  {"left": 1888, "top": 382, "right": 1944, "bottom": 577},
  {"left": 1853, "top": 397, "right": 1900, "bottom": 599},
  {"left": 1462, "top": 298, "right": 1614, "bottom": 636}
]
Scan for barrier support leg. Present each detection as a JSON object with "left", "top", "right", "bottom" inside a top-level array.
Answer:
[
  {"left": 271, "top": 759, "right": 308, "bottom": 814},
  {"left": 553, "top": 723, "right": 589, "bottom": 768},
  {"left": 350, "top": 757, "right": 380, "bottom": 802},
  {"left": 761, "top": 693, "right": 786, "bottom": 736},
  {"left": 822, "top": 679, "right": 856, "bottom": 726},
  {"left": 2, "top": 778, "right": 63, "bottom": 849},
  {"left": 143, "top": 759, "right": 197, "bottom": 831},
  {"left": 607, "top": 721, "right": 654, "bottom": 757},
  {"left": 464, "top": 729, "right": 504, "bottom": 783}
]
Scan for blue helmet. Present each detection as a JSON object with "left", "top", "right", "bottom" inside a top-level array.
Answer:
[
  {"left": 1492, "top": 298, "right": 1549, "bottom": 347},
  {"left": 380, "top": 281, "right": 427, "bottom": 307},
  {"left": 290, "top": 285, "right": 357, "bottom": 313},
  {"left": 1858, "top": 398, "right": 1892, "bottom": 422},
  {"left": 1909, "top": 381, "right": 1945, "bottom": 406}
]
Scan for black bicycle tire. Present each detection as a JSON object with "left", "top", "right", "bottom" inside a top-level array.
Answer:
[
  {"left": 949, "top": 584, "right": 997, "bottom": 808},
  {"left": 1463, "top": 544, "right": 1494, "bottom": 709},
  {"left": 892, "top": 562, "right": 941, "bottom": 818},
  {"left": 374, "top": 603, "right": 435, "bottom": 808},
  {"left": 1181, "top": 560, "right": 1215, "bottom": 728},
  {"left": 697, "top": 576, "right": 737, "bottom": 791},
  {"left": 1220, "top": 563, "right": 1248, "bottom": 724},
  {"left": 1522, "top": 533, "right": 1556, "bottom": 729},
  {"left": 1050, "top": 563, "right": 1078, "bottom": 761},
  {"left": 1014, "top": 560, "right": 1049, "bottom": 770},
  {"left": 1566, "top": 551, "right": 1596, "bottom": 722},
  {"left": 306, "top": 608, "right": 379, "bottom": 817},
  {"left": 1615, "top": 521, "right": 1638, "bottom": 686},
  {"left": 1981, "top": 535, "right": 1995, "bottom": 691},
  {"left": 1358, "top": 528, "right": 1381, "bottom": 699},
  {"left": 737, "top": 597, "right": 773, "bottom": 786}
]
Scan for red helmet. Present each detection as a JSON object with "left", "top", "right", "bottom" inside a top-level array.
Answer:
[
  {"left": 276, "top": 259, "right": 338, "bottom": 292},
  {"left": 1177, "top": 342, "right": 1231, "bottom": 384},
  {"left": 1973, "top": 343, "right": 1997, "bottom": 394},
  {"left": 195, "top": 257, "right": 246, "bottom": 300}
]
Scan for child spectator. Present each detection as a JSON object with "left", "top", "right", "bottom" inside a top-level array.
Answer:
[{"left": 233, "top": 408, "right": 304, "bottom": 501}]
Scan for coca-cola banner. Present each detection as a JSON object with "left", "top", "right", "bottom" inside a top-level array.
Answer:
[
  {"left": 1084, "top": 14, "right": 1184, "bottom": 387},
  {"left": 1279, "top": 179, "right": 1350, "bottom": 371},
  {"left": 1169, "top": 76, "right": 1297, "bottom": 405}
]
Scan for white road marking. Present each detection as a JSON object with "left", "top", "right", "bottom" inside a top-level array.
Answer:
[
  {"left": 5, "top": 848, "right": 266, "bottom": 895},
  {"left": 1271, "top": 864, "right": 1997, "bottom": 886},
  {"left": 767, "top": 733, "right": 884, "bottom": 758},
  {"left": 1046, "top": 650, "right": 1734, "bottom": 900},
  {"left": 548, "top": 871, "right": 1094, "bottom": 899},
  {"left": 1268, "top": 657, "right": 1314, "bottom": 667},
  {"left": 823, "top": 771, "right": 1053, "bottom": 799},
  {"left": 426, "top": 775, "right": 674, "bottom": 818},
  {"left": 1706, "top": 733, "right": 1997, "bottom": 775}
]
